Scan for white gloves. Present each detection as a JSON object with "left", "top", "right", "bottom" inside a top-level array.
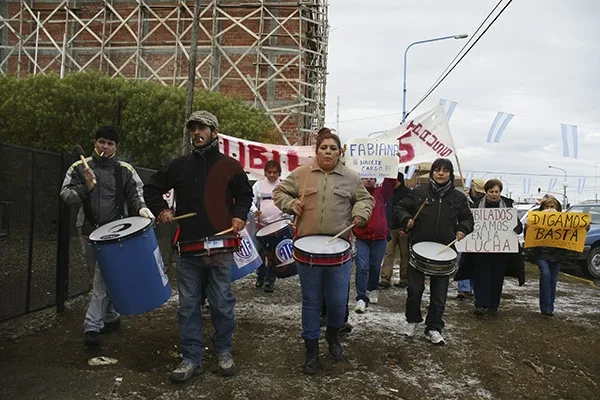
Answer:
[{"left": 139, "top": 207, "right": 155, "bottom": 219}]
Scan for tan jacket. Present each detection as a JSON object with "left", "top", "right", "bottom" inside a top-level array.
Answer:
[{"left": 273, "top": 160, "right": 374, "bottom": 238}]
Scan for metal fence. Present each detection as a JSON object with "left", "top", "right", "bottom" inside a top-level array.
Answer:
[{"left": 0, "top": 142, "right": 174, "bottom": 322}]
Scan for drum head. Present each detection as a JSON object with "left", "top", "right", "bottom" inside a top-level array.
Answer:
[
  {"left": 294, "top": 235, "right": 350, "bottom": 255},
  {"left": 89, "top": 216, "right": 152, "bottom": 242},
  {"left": 412, "top": 241, "right": 457, "bottom": 262},
  {"left": 256, "top": 220, "right": 291, "bottom": 237}
]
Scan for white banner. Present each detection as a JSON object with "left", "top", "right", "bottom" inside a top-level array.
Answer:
[
  {"left": 218, "top": 134, "right": 314, "bottom": 180},
  {"left": 455, "top": 208, "right": 519, "bottom": 253},
  {"left": 379, "top": 105, "right": 456, "bottom": 168},
  {"left": 345, "top": 137, "right": 399, "bottom": 178}
]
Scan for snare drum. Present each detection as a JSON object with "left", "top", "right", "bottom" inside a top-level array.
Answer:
[
  {"left": 178, "top": 234, "right": 241, "bottom": 257},
  {"left": 293, "top": 235, "right": 352, "bottom": 267},
  {"left": 409, "top": 241, "right": 458, "bottom": 276},
  {"left": 256, "top": 220, "right": 294, "bottom": 266}
]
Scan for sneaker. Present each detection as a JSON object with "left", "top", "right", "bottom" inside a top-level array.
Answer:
[
  {"left": 474, "top": 307, "right": 485, "bottom": 316},
  {"left": 99, "top": 318, "right": 121, "bottom": 334},
  {"left": 541, "top": 311, "right": 554, "bottom": 317},
  {"left": 354, "top": 299, "right": 367, "bottom": 314},
  {"left": 394, "top": 281, "right": 408, "bottom": 288},
  {"left": 171, "top": 360, "right": 202, "bottom": 382},
  {"left": 255, "top": 277, "right": 264, "bottom": 288},
  {"left": 263, "top": 283, "right": 274, "bottom": 293},
  {"left": 368, "top": 290, "right": 379, "bottom": 304},
  {"left": 84, "top": 331, "right": 100, "bottom": 347},
  {"left": 487, "top": 308, "right": 498, "bottom": 316},
  {"left": 425, "top": 330, "right": 446, "bottom": 345},
  {"left": 404, "top": 322, "right": 419, "bottom": 338},
  {"left": 217, "top": 352, "right": 235, "bottom": 377},
  {"left": 456, "top": 292, "right": 466, "bottom": 300}
]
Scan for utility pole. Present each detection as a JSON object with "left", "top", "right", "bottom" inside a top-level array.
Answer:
[{"left": 183, "top": 0, "right": 202, "bottom": 155}]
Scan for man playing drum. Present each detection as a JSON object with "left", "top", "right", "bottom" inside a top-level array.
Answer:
[
  {"left": 143, "top": 111, "right": 253, "bottom": 382},
  {"left": 250, "top": 159, "right": 289, "bottom": 293},
  {"left": 60, "top": 125, "right": 153, "bottom": 347},
  {"left": 393, "top": 158, "right": 474, "bottom": 345}
]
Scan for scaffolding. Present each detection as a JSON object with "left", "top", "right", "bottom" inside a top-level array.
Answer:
[{"left": 0, "top": 0, "right": 330, "bottom": 144}]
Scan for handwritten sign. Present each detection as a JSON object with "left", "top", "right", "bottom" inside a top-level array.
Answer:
[
  {"left": 346, "top": 138, "right": 399, "bottom": 178},
  {"left": 455, "top": 208, "right": 519, "bottom": 253},
  {"left": 524, "top": 211, "right": 589, "bottom": 252}
]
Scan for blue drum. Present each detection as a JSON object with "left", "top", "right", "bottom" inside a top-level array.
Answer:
[
  {"left": 89, "top": 216, "right": 172, "bottom": 315},
  {"left": 256, "top": 220, "right": 294, "bottom": 266}
]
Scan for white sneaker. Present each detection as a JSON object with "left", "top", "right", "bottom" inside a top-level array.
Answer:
[
  {"left": 404, "top": 322, "right": 419, "bottom": 338},
  {"left": 354, "top": 299, "right": 367, "bottom": 314},
  {"left": 368, "top": 290, "right": 379, "bottom": 304},
  {"left": 425, "top": 330, "right": 446, "bottom": 345}
]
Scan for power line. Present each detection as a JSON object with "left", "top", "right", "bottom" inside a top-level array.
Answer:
[{"left": 407, "top": 0, "right": 515, "bottom": 118}]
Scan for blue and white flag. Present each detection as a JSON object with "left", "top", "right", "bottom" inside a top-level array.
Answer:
[
  {"left": 464, "top": 172, "right": 474, "bottom": 189},
  {"left": 486, "top": 111, "right": 515, "bottom": 143},
  {"left": 523, "top": 177, "right": 531, "bottom": 195},
  {"left": 231, "top": 228, "right": 262, "bottom": 282},
  {"left": 439, "top": 98, "right": 458, "bottom": 121},
  {"left": 405, "top": 165, "right": 417, "bottom": 179},
  {"left": 578, "top": 177, "right": 586, "bottom": 195},
  {"left": 561, "top": 123, "right": 579, "bottom": 159},
  {"left": 548, "top": 178, "right": 558, "bottom": 194}
]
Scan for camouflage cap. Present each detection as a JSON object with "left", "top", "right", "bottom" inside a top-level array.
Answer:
[{"left": 186, "top": 110, "right": 219, "bottom": 129}]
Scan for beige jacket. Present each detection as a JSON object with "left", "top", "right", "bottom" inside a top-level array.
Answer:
[{"left": 273, "top": 160, "right": 374, "bottom": 238}]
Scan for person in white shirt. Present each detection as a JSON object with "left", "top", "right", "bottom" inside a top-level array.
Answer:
[{"left": 250, "top": 160, "right": 287, "bottom": 292}]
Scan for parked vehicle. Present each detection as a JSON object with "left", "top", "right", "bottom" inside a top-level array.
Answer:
[{"left": 520, "top": 203, "right": 600, "bottom": 278}]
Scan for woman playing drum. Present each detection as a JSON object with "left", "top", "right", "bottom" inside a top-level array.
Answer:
[{"left": 273, "top": 128, "right": 374, "bottom": 375}]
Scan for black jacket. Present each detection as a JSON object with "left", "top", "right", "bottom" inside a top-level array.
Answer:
[
  {"left": 143, "top": 143, "right": 253, "bottom": 242},
  {"left": 386, "top": 184, "right": 412, "bottom": 230},
  {"left": 393, "top": 183, "right": 474, "bottom": 246}
]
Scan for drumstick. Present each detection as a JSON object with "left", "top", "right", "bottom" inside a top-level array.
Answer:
[
  {"left": 171, "top": 212, "right": 197, "bottom": 221},
  {"left": 436, "top": 238, "right": 458, "bottom": 255},
  {"left": 215, "top": 227, "right": 234, "bottom": 236},
  {"left": 327, "top": 223, "right": 356, "bottom": 243},
  {"left": 412, "top": 200, "right": 427, "bottom": 222},
  {"left": 293, "top": 168, "right": 311, "bottom": 226},
  {"left": 74, "top": 144, "right": 97, "bottom": 186}
]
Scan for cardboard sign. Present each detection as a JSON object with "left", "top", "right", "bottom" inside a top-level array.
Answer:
[
  {"left": 524, "top": 211, "right": 590, "bottom": 252},
  {"left": 345, "top": 137, "right": 399, "bottom": 178},
  {"left": 455, "top": 208, "right": 519, "bottom": 253}
]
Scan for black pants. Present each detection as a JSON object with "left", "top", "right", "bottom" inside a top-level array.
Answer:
[{"left": 405, "top": 265, "right": 450, "bottom": 333}]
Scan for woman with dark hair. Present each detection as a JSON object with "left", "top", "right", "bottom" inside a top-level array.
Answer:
[
  {"left": 528, "top": 197, "right": 566, "bottom": 316},
  {"left": 393, "top": 158, "right": 474, "bottom": 345},
  {"left": 470, "top": 179, "right": 523, "bottom": 316},
  {"left": 273, "top": 128, "right": 374, "bottom": 375}
]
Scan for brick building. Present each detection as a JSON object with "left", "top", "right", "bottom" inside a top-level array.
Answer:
[{"left": 0, "top": 0, "right": 329, "bottom": 144}]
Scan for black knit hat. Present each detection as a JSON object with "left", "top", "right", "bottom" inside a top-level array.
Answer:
[
  {"left": 430, "top": 158, "right": 454, "bottom": 181},
  {"left": 95, "top": 125, "right": 119, "bottom": 144}
]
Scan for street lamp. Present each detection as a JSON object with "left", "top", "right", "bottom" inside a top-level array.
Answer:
[
  {"left": 548, "top": 165, "right": 568, "bottom": 208},
  {"left": 402, "top": 34, "right": 468, "bottom": 123}
]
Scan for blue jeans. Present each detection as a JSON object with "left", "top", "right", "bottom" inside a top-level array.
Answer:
[
  {"left": 536, "top": 259, "right": 560, "bottom": 313},
  {"left": 355, "top": 239, "right": 387, "bottom": 303},
  {"left": 405, "top": 265, "right": 450, "bottom": 333},
  {"left": 256, "top": 252, "right": 277, "bottom": 285},
  {"left": 457, "top": 279, "right": 473, "bottom": 293},
  {"left": 297, "top": 260, "right": 351, "bottom": 340},
  {"left": 176, "top": 253, "right": 236, "bottom": 365},
  {"left": 472, "top": 254, "right": 507, "bottom": 311}
]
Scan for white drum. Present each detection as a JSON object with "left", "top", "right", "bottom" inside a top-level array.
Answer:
[
  {"left": 293, "top": 235, "right": 352, "bottom": 267},
  {"left": 409, "top": 241, "right": 458, "bottom": 276}
]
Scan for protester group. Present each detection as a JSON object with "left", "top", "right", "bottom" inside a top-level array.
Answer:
[{"left": 60, "top": 111, "right": 576, "bottom": 382}]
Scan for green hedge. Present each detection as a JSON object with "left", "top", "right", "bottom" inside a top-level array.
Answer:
[{"left": 0, "top": 72, "right": 279, "bottom": 169}]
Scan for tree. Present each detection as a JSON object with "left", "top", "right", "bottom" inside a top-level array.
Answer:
[{"left": 0, "top": 72, "right": 281, "bottom": 168}]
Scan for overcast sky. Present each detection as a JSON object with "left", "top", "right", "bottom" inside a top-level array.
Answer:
[{"left": 324, "top": 0, "right": 600, "bottom": 203}]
